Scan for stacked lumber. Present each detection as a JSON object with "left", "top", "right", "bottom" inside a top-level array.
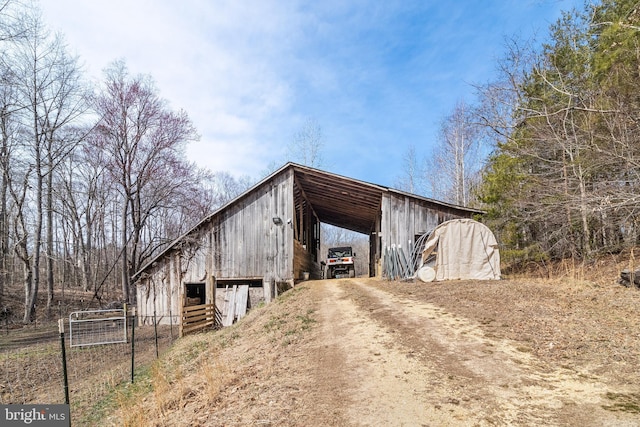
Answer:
[{"left": 619, "top": 269, "right": 640, "bottom": 288}]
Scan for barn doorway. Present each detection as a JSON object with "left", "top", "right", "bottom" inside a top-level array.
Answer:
[
  {"left": 184, "top": 282, "right": 205, "bottom": 306},
  {"left": 321, "top": 224, "right": 371, "bottom": 278}
]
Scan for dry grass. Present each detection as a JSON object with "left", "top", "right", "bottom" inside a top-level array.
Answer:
[
  {"left": 375, "top": 256, "right": 640, "bottom": 385},
  {"left": 504, "top": 249, "right": 638, "bottom": 284},
  {"left": 203, "top": 359, "right": 229, "bottom": 404},
  {"left": 92, "top": 257, "right": 640, "bottom": 425},
  {"left": 101, "top": 285, "right": 322, "bottom": 426}
]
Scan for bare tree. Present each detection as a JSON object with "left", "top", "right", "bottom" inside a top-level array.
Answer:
[
  {"left": 57, "top": 143, "right": 109, "bottom": 293},
  {"left": 41, "top": 65, "right": 87, "bottom": 313},
  {"left": 0, "top": 0, "right": 29, "bottom": 312},
  {"left": 207, "top": 170, "right": 253, "bottom": 208},
  {"left": 1, "top": 4, "right": 86, "bottom": 321},
  {"left": 394, "top": 144, "right": 424, "bottom": 195},
  {"left": 91, "top": 60, "right": 198, "bottom": 303},
  {"left": 287, "top": 118, "right": 326, "bottom": 168},
  {"left": 0, "top": 0, "right": 27, "bottom": 43},
  {"left": 0, "top": 56, "right": 17, "bottom": 311},
  {"left": 7, "top": 162, "right": 32, "bottom": 319},
  {"left": 427, "top": 100, "right": 481, "bottom": 206}
]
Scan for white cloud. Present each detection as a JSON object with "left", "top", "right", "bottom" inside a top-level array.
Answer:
[
  {"left": 38, "top": 0, "right": 585, "bottom": 186},
  {"left": 40, "top": 0, "right": 301, "bottom": 177}
]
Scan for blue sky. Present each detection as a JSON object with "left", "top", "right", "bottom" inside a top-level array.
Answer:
[{"left": 40, "top": 0, "right": 583, "bottom": 188}]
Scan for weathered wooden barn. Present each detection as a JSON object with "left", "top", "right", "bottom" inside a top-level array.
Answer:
[{"left": 133, "top": 163, "right": 481, "bottom": 333}]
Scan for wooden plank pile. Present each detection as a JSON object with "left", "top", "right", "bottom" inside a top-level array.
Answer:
[
  {"left": 619, "top": 269, "right": 640, "bottom": 288},
  {"left": 222, "top": 284, "right": 250, "bottom": 326}
]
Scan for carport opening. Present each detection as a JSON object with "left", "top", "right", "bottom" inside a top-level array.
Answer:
[{"left": 321, "top": 224, "right": 371, "bottom": 278}]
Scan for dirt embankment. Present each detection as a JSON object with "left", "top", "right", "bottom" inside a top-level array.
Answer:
[{"left": 107, "top": 277, "right": 640, "bottom": 427}]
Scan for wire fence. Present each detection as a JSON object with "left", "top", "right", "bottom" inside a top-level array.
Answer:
[
  {"left": 0, "top": 310, "right": 177, "bottom": 424},
  {"left": 69, "top": 309, "right": 128, "bottom": 347}
]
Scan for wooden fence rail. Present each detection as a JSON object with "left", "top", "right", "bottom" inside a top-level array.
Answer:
[{"left": 180, "top": 303, "right": 217, "bottom": 336}]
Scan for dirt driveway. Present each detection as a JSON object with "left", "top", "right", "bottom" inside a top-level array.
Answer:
[
  {"left": 111, "top": 276, "right": 640, "bottom": 426},
  {"left": 306, "top": 278, "right": 639, "bottom": 426}
]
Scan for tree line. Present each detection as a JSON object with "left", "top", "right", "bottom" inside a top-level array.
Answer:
[
  {"left": 0, "top": 1, "right": 251, "bottom": 322},
  {"left": 397, "top": 0, "right": 640, "bottom": 265}
]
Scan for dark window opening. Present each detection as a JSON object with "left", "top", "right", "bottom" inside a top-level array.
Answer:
[
  {"left": 185, "top": 283, "right": 205, "bottom": 305},
  {"left": 215, "top": 279, "right": 263, "bottom": 288}
]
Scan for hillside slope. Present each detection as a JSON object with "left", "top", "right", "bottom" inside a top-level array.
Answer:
[{"left": 105, "top": 277, "right": 640, "bottom": 426}]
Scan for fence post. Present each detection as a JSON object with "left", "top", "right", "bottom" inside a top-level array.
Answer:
[
  {"left": 130, "top": 307, "right": 136, "bottom": 384},
  {"left": 169, "top": 308, "right": 173, "bottom": 340},
  {"left": 153, "top": 309, "right": 159, "bottom": 359},
  {"left": 58, "top": 319, "right": 70, "bottom": 405}
]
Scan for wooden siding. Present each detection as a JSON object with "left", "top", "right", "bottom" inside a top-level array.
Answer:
[
  {"left": 294, "top": 240, "right": 322, "bottom": 280},
  {"left": 210, "top": 170, "right": 293, "bottom": 281},
  {"left": 136, "top": 227, "right": 213, "bottom": 326},
  {"left": 380, "top": 192, "right": 471, "bottom": 255},
  {"left": 136, "top": 170, "right": 295, "bottom": 325}
]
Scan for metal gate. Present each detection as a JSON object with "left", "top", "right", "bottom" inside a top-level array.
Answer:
[{"left": 69, "top": 309, "right": 128, "bottom": 347}]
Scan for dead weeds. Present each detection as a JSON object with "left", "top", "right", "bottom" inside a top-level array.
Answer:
[
  {"left": 89, "top": 260, "right": 640, "bottom": 425},
  {"left": 372, "top": 260, "right": 640, "bottom": 386}
]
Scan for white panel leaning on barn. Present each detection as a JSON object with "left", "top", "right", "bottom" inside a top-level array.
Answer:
[{"left": 221, "top": 285, "right": 249, "bottom": 326}]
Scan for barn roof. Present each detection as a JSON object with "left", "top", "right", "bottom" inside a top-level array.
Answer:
[
  {"left": 290, "top": 163, "right": 481, "bottom": 234},
  {"left": 133, "top": 162, "right": 483, "bottom": 280},
  {"left": 292, "top": 163, "right": 385, "bottom": 234}
]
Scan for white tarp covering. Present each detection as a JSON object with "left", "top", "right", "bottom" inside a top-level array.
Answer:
[{"left": 421, "top": 219, "right": 500, "bottom": 281}]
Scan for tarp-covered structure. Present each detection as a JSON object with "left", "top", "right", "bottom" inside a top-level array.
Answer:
[{"left": 420, "top": 219, "right": 500, "bottom": 281}]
